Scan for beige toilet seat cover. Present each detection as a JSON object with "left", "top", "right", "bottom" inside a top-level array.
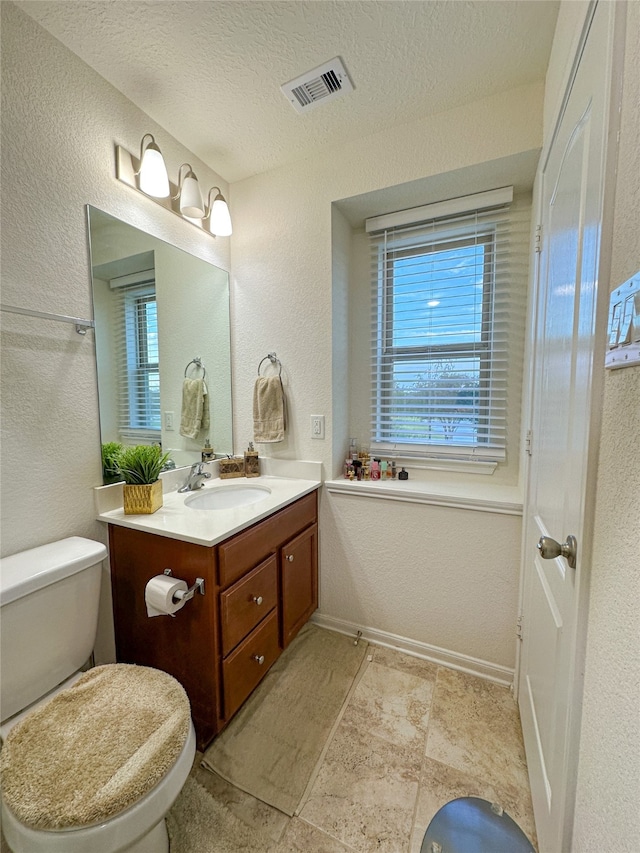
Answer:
[{"left": 0, "top": 664, "right": 191, "bottom": 830}]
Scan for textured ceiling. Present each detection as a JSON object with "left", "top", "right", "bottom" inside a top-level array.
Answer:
[{"left": 17, "top": 0, "right": 559, "bottom": 184}]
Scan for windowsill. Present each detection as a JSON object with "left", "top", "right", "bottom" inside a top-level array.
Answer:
[{"left": 324, "top": 477, "right": 523, "bottom": 515}]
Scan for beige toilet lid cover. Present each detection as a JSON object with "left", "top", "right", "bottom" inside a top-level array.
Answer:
[{"left": 0, "top": 664, "right": 191, "bottom": 829}]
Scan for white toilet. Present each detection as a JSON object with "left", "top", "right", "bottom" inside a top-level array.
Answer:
[{"left": 0, "top": 537, "right": 196, "bottom": 853}]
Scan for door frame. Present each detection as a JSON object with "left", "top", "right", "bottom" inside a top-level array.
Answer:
[{"left": 514, "top": 1, "right": 625, "bottom": 848}]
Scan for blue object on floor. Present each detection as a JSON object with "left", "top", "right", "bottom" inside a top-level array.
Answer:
[{"left": 420, "top": 797, "right": 535, "bottom": 853}]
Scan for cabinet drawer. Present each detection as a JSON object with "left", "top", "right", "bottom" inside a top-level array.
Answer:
[
  {"left": 218, "top": 491, "right": 317, "bottom": 588},
  {"left": 222, "top": 609, "right": 280, "bottom": 720},
  {"left": 220, "top": 555, "right": 277, "bottom": 655}
]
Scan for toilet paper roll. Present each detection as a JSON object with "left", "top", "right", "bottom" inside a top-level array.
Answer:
[{"left": 145, "top": 575, "right": 189, "bottom": 618}]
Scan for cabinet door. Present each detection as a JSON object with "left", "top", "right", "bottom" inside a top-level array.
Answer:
[{"left": 280, "top": 523, "right": 318, "bottom": 648}]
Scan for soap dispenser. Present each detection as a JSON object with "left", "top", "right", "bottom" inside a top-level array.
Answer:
[
  {"left": 244, "top": 442, "right": 260, "bottom": 477},
  {"left": 201, "top": 438, "right": 215, "bottom": 462}
]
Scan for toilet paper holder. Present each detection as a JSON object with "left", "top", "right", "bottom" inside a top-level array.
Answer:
[{"left": 163, "top": 568, "right": 205, "bottom": 602}]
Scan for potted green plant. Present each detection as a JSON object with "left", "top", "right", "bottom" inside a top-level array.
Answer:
[
  {"left": 101, "top": 441, "right": 124, "bottom": 485},
  {"left": 118, "top": 445, "right": 171, "bottom": 515}
]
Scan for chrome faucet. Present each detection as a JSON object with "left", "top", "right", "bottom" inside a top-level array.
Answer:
[{"left": 178, "top": 462, "right": 212, "bottom": 493}]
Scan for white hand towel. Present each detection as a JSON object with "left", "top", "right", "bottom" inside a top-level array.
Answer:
[{"left": 253, "top": 376, "right": 286, "bottom": 443}]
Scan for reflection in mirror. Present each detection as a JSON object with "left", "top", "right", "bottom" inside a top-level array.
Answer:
[{"left": 87, "top": 206, "right": 233, "bottom": 480}]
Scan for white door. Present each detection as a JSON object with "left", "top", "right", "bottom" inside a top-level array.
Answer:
[{"left": 517, "top": 3, "right": 620, "bottom": 851}]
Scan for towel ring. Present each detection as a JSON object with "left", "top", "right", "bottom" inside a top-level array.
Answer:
[
  {"left": 258, "top": 352, "right": 282, "bottom": 378},
  {"left": 184, "top": 357, "right": 206, "bottom": 379}
]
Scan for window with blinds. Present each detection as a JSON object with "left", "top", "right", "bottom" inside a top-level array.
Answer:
[
  {"left": 367, "top": 187, "right": 529, "bottom": 463},
  {"left": 109, "top": 271, "right": 161, "bottom": 442}
]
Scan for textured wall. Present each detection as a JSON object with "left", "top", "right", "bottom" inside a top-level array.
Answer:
[
  {"left": 0, "top": 3, "right": 230, "bottom": 661},
  {"left": 572, "top": 1, "right": 640, "bottom": 848},
  {"left": 321, "top": 494, "right": 522, "bottom": 669}
]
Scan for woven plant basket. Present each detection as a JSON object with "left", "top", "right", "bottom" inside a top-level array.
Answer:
[{"left": 123, "top": 480, "right": 163, "bottom": 515}]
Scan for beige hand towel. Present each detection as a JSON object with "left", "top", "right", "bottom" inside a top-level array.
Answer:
[
  {"left": 253, "top": 376, "right": 286, "bottom": 443},
  {"left": 201, "top": 381, "right": 210, "bottom": 435},
  {"left": 180, "top": 378, "right": 209, "bottom": 439}
]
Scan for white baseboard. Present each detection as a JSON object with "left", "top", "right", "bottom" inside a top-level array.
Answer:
[{"left": 310, "top": 612, "right": 514, "bottom": 688}]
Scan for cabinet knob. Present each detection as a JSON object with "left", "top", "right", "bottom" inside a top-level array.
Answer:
[
  {"left": 253, "top": 654, "right": 265, "bottom": 665},
  {"left": 252, "top": 595, "right": 263, "bottom": 605},
  {"left": 286, "top": 554, "right": 294, "bottom": 562}
]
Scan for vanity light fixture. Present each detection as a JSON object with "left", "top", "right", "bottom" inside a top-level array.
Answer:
[
  {"left": 115, "top": 134, "right": 232, "bottom": 238},
  {"left": 205, "top": 187, "right": 233, "bottom": 237},
  {"left": 137, "top": 134, "right": 170, "bottom": 198},
  {"left": 174, "top": 164, "right": 205, "bottom": 218}
]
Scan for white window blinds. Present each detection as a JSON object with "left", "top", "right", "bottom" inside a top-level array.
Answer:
[
  {"left": 367, "top": 188, "right": 530, "bottom": 462},
  {"left": 109, "top": 270, "right": 161, "bottom": 442}
]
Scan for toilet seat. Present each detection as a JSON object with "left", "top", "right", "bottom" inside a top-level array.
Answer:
[
  {"left": 0, "top": 664, "right": 191, "bottom": 833},
  {"left": 1, "top": 723, "right": 196, "bottom": 853}
]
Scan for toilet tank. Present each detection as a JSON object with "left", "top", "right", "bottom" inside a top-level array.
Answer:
[{"left": 0, "top": 537, "right": 107, "bottom": 723}]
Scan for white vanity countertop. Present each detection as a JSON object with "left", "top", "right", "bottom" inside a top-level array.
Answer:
[
  {"left": 96, "top": 468, "right": 321, "bottom": 547},
  {"left": 96, "top": 475, "right": 321, "bottom": 546}
]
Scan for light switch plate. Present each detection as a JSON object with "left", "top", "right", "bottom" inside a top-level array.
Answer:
[{"left": 605, "top": 272, "right": 640, "bottom": 369}]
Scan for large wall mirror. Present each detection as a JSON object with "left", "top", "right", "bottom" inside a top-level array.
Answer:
[{"left": 87, "top": 206, "right": 233, "bottom": 479}]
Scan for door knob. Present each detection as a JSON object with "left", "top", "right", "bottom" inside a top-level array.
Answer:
[{"left": 537, "top": 534, "right": 577, "bottom": 569}]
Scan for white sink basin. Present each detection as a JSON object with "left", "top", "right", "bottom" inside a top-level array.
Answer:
[{"left": 184, "top": 483, "right": 272, "bottom": 511}]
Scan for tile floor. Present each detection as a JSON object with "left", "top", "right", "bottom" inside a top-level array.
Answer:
[{"left": 167, "top": 643, "right": 537, "bottom": 853}]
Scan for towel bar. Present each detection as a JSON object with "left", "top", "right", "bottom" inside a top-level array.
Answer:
[
  {"left": 184, "top": 357, "right": 206, "bottom": 379},
  {"left": 1, "top": 303, "right": 94, "bottom": 335},
  {"left": 257, "top": 352, "right": 282, "bottom": 377}
]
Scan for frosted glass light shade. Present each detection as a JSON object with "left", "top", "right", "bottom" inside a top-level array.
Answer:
[
  {"left": 139, "top": 139, "right": 170, "bottom": 198},
  {"left": 180, "top": 173, "right": 205, "bottom": 218},
  {"left": 208, "top": 192, "right": 232, "bottom": 236}
]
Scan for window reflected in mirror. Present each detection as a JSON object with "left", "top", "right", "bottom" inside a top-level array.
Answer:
[{"left": 87, "top": 206, "right": 233, "bottom": 482}]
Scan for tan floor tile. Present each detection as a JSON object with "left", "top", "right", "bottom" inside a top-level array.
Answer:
[
  {"left": 410, "top": 757, "right": 537, "bottom": 853},
  {"left": 425, "top": 667, "right": 530, "bottom": 796},
  {"left": 275, "top": 818, "right": 358, "bottom": 852},
  {"left": 300, "top": 719, "right": 420, "bottom": 853},
  {"left": 371, "top": 646, "right": 440, "bottom": 683},
  {"left": 340, "top": 659, "right": 434, "bottom": 749}
]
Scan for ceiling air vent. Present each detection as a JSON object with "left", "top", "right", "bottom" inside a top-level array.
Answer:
[{"left": 281, "top": 57, "right": 354, "bottom": 114}]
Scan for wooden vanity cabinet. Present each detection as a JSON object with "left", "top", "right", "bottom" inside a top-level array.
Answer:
[{"left": 108, "top": 489, "right": 318, "bottom": 750}]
